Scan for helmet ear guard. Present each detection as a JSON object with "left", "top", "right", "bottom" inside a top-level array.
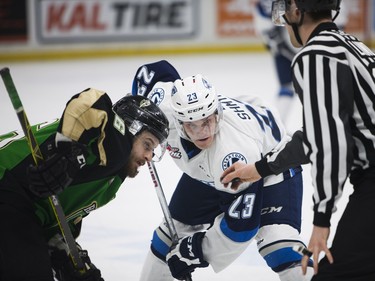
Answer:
[{"left": 112, "top": 95, "right": 170, "bottom": 161}]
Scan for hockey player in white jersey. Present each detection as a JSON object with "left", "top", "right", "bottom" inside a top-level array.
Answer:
[{"left": 132, "top": 60, "right": 313, "bottom": 280}]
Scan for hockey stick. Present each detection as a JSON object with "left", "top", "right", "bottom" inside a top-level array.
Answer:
[
  {"left": 147, "top": 161, "right": 193, "bottom": 281},
  {"left": 0, "top": 67, "right": 85, "bottom": 271}
]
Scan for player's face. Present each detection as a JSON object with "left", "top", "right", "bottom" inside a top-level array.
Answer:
[
  {"left": 183, "top": 114, "right": 217, "bottom": 149},
  {"left": 125, "top": 131, "right": 159, "bottom": 178}
]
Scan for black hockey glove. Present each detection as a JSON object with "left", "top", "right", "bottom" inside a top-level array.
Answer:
[
  {"left": 166, "top": 232, "right": 209, "bottom": 280},
  {"left": 50, "top": 242, "right": 104, "bottom": 281},
  {"left": 27, "top": 139, "right": 87, "bottom": 198}
]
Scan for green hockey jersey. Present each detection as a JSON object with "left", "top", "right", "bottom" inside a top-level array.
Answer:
[{"left": 0, "top": 88, "right": 132, "bottom": 239}]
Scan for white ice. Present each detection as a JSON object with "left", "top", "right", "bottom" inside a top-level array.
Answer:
[{"left": 0, "top": 53, "right": 351, "bottom": 280}]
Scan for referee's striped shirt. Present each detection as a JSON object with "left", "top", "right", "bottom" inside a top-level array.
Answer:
[{"left": 292, "top": 22, "right": 375, "bottom": 227}]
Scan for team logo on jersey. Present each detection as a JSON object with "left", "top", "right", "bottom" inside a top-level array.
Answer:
[
  {"left": 66, "top": 202, "right": 98, "bottom": 222},
  {"left": 167, "top": 145, "right": 182, "bottom": 159},
  {"left": 222, "top": 152, "right": 247, "bottom": 170},
  {"left": 148, "top": 87, "right": 165, "bottom": 106},
  {"left": 83, "top": 202, "right": 98, "bottom": 214}
]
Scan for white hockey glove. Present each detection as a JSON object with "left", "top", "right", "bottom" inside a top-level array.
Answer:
[{"left": 166, "top": 232, "right": 209, "bottom": 280}]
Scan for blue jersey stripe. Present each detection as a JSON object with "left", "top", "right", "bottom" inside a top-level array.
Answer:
[
  {"left": 151, "top": 230, "right": 170, "bottom": 257},
  {"left": 263, "top": 247, "right": 302, "bottom": 268},
  {"left": 220, "top": 217, "right": 259, "bottom": 242}
]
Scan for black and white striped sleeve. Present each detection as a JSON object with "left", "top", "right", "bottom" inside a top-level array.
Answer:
[
  {"left": 292, "top": 44, "right": 354, "bottom": 227},
  {"left": 256, "top": 27, "right": 375, "bottom": 227}
]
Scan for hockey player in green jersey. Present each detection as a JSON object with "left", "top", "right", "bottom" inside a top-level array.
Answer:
[{"left": 0, "top": 88, "right": 169, "bottom": 281}]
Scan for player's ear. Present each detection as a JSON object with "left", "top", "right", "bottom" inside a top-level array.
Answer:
[{"left": 292, "top": 5, "right": 302, "bottom": 22}]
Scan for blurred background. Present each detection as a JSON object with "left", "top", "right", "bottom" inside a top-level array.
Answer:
[{"left": 0, "top": 0, "right": 373, "bottom": 62}]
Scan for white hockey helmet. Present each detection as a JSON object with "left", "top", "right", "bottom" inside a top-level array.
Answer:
[{"left": 170, "top": 74, "right": 223, "bottom": 139}]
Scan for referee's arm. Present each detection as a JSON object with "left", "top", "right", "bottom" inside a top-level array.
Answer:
[{"left": 293, "top": 51, "right": 353, "bottom": 227}]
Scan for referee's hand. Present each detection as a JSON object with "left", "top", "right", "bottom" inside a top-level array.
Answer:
[
  {"left": 220, "top": 162, "right": 261, "bottom": 190},
  {"left": 302, "top": 226, "right": 334, "bottom": 275}
]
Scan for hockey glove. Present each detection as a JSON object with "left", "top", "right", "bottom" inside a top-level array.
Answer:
[
  {"left": 49, "top": 237, "right": 104, "bottom": 281},
  {"left": 28, "top": 139, "right": 87, "bottom": 198},
  {"left": 166, "top": 232, "right": 209, "bottom": 280}
]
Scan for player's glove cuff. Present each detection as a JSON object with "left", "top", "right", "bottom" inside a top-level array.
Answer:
[
  {"left": 48, "top": 234, "right": 104, "bottom": 281},
  {"left": 27, "top": 137, "right": 87, "bottom": 198},
  {"left": 166, "top": 231, "right": 209, "bottom": 280}
]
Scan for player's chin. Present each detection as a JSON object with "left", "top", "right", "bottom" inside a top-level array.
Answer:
[
  {"left": 194, "top": 137, "right": 213, "bottom": 149},
  {"left": 127, "top": 164, "right": 140, "bottom": 178},
  {"left": 127, "top": 169, "right": 139, "bottom": 178}
]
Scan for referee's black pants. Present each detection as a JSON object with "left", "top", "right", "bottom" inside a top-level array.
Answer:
[{"left": 312, "top": 167, "right": 375, "bottom": 281}]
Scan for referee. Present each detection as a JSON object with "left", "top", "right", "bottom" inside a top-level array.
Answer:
[
  {"left": 221, "top": 0, "right": 375, "bottom": 280},
  {"left": 270, "top": 0, "right": 375, "bottom": 280}
]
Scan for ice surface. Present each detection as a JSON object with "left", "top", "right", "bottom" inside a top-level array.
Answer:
[{"left": 0, "top": 53, "right": 351, "bottom": 280}]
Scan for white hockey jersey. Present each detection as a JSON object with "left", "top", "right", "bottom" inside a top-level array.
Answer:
[{"left": 144, "top": 81, "right": 291, "bottom": 271}]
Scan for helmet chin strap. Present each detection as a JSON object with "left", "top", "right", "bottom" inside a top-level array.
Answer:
[
  {"left": 291, "top": 24, "right": 303, "bottom": 46},
  {"left": 332, "top": 10, "right": 340, "bottom": 22},
  {"left": 285, "top": 13, "right": 304, "bottom": 47},
  {"left": 286, "top": 2, "right": 340, "bottom": 47}
]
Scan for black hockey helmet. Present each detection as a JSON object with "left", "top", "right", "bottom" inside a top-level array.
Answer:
[
  {"left": 272, "top": 0, "right": 341, "bottom": 45},
  {"left": 112, "top": 95, "right": 169, "bottom": 161},
  {"left": 294, "top": 0, "right": 341, "bottom": 12},
  {"left": 272, "top": 0, "right": 341, "bottom": 25}
]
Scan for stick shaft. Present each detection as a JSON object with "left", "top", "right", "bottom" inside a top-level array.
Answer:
[
  {"left": 147, "top": 161, "right": 192, "bottom": 281},
  {"left": 0, "top": 67, "right": 84, "bottom": 270}
]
